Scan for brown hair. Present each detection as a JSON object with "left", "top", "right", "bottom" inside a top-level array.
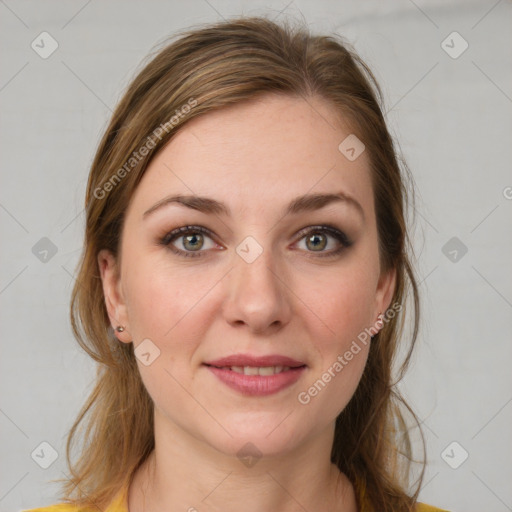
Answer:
[{"left": 58, "top": 15, "right": 424, "bottom": 511}]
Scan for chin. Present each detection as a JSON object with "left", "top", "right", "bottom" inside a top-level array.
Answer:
[
  {"left": 199, "top": 409, "right": 318, "bottom": 460},
  {"left": 210, "top": 430, "right": 305, "bottom": 463}
]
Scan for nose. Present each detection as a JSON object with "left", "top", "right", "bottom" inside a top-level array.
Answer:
[{"left": 221, "top": 244, "right": 292, "bottom": 335}]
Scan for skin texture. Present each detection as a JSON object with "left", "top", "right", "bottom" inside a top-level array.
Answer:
[{"left": 98, "top": 93, "right": 396, "bottom": 512}]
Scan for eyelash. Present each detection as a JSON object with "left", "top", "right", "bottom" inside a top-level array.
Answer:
[{"left": 159, "top": 225, "right": 353, "bottom": 259}]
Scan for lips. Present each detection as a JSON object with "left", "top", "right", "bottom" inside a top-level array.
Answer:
[
  {"left": 204, "top": 354, "right": 306, "bottom": 368},
  {"left": 203, "top": 354, "right": 307, "bottom": 396}
]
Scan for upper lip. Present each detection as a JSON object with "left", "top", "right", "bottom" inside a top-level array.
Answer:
[{"left": 204, "top": 354, "right": 306, "bottom": 368}]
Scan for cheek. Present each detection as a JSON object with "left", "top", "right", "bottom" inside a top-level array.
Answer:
[
  {"left": 291, "top": 262, "right": 377, "bottom": 416},
  {"left": 121, "top": 262, "right": 218, "bottom": 408},
  {"left": 123, "top": 257, "right": 220, "bottom": 341},
  {"left": 297, "top": 262, "right": 378, "bottom": 352},
  {"left": 295, "top": 286, "right": 372, "bottom": 424}
]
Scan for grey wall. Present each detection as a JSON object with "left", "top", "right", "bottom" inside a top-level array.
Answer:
[{"left": 1, "top": 1, "right": 511, "bottom": 511}]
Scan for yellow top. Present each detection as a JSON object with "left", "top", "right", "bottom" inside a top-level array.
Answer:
[{"left": 21, "top": 485, "right": 448, "bottom": 512}]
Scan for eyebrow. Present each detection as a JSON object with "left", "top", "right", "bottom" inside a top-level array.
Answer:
[{"left": 143, "top": 191, "right": 365, "bottom": 221}]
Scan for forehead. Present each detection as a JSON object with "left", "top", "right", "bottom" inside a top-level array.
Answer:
[{"left": 127, "top": 94, "right": 373, "bottom": 219}]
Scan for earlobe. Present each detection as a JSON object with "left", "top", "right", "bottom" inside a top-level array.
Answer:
[{"left": 97, "top": 249, "right": 131, "bottom": 343}]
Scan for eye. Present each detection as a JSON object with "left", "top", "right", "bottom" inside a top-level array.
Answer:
[
  {"left": 159, "top": 226, "right": 221, "bottom": 258},
  {"left": 159, "top": 224, "right": 352, "bottom": 259},
  {"left": 294, "top": 225, "right": 352, "bottom": 258}
]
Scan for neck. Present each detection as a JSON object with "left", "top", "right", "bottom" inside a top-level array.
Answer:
[{"left": 128, "top": 410, "right": 357, "bottom": 512}]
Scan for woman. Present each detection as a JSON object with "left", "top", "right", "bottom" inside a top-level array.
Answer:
[{"left": 24, "top": 15, "right": 448, "bottom": 512}]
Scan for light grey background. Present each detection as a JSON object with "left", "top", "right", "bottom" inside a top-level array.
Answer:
[{"left": 1, "top": 1, "right": 511, "bottom": 511}]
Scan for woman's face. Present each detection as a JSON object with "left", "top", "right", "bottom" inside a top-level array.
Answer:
[{"left": 99, "top": 93, "right": 395, "bottom": 458}]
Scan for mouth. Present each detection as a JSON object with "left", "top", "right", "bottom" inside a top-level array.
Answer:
[
  {"left": 206, "top": 365, "right": 296, "bottom": 376},
  {"left": 203, "top": 354, "right": 307, "bottom": 396}
]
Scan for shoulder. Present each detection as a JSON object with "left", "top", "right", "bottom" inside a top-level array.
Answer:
[
  {"left": 417, "top": 503, "right": 450, "bottom": 512},
  {"left": 21, "top": 503, "right": 116, "bottom": 512},
  {"left": 20, "top": 506, "right": 87, "bottom": 512},
  {"left": 21, "top": 487, "right": 128, "bottom": 512},
  {"left": 20, "top": 504, "right": 103, "bottom": 512}
]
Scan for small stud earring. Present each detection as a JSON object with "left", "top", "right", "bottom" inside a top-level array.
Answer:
[{"left": 115, "top": 325, "right": 125, "bottom": 333}]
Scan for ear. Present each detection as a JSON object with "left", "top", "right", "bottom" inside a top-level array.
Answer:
[
  {"left": 373, "top": 266, "right": 397, "bottom": 330},
  {"left": 97, "top": 249, "right": 131, "bottom": 343}
]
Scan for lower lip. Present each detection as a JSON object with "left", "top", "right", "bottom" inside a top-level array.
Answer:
[{"left": 205, "top": 365, "right": 306, "bottom": 396}]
